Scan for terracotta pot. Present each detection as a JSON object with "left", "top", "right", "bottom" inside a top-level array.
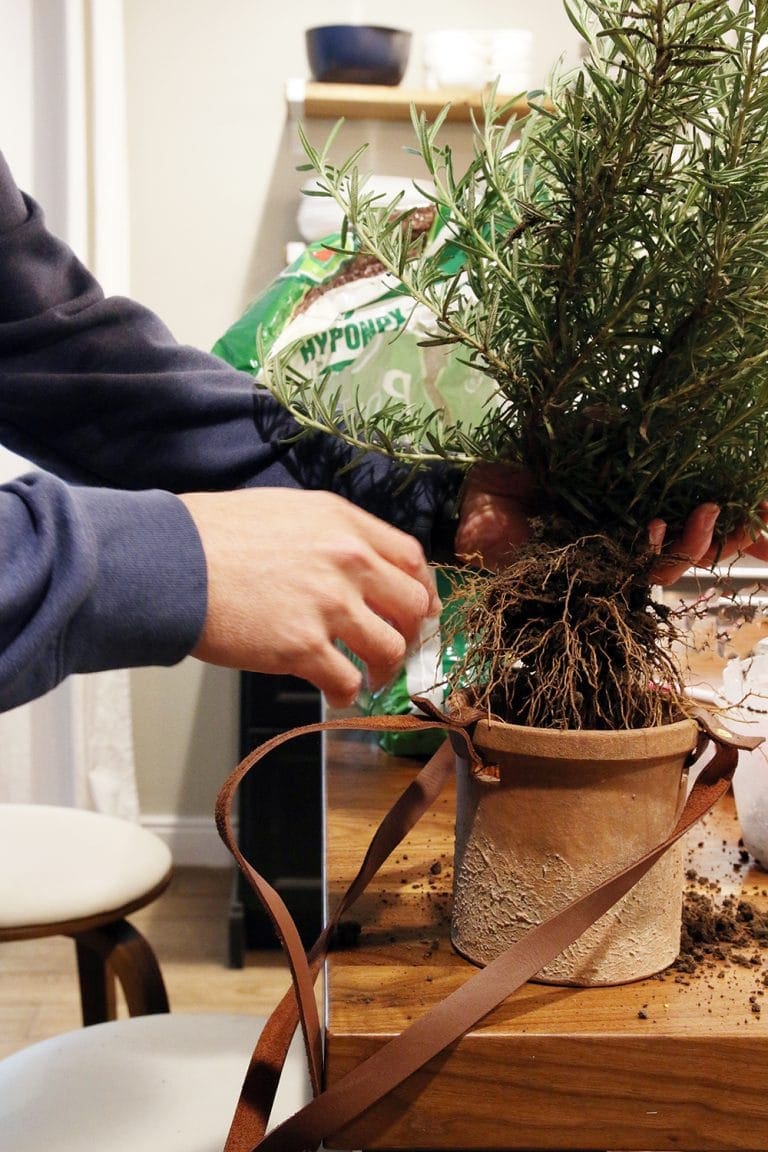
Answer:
[{"left": 451, "top": 713, "right": 699, "bottom": 986}]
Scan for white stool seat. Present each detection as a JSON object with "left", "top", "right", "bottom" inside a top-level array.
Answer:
[
  {"left": 0, "top": 804, "right": 172, "bottom": 1024},
  {"left": 0, "top": 1012, "right": 311, "bottom": 1152},
  {"left": 0, "top": 804, "right": 172, "bottom": 930}
]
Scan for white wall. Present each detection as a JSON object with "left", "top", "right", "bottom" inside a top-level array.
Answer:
[
  {"left": 120, "top": 0, "right": 581, "bottom": 829},
  {"left": 0, "top": 0, "right": 34, "bottom": 188},
  {"left": 122, "top": 0, "right": 581, "bottom": 349},
  {"left": 0, "top": 1, "right": 142, "bottom": 823}
]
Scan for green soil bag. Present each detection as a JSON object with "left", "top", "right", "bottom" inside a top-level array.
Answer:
[
  {"left": 212, "top": 211, "right": 497, "bottom": 432},
  {"left": 213, "top": 215, "right": 483, "bottom": 755}
]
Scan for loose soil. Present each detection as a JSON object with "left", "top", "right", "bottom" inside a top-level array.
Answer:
[
  {"left": 647, "top": 826, "right": 768, "bottom": 1018},
  {"left": 660, "top": 865, "right": 768, "bottom": 1011}
]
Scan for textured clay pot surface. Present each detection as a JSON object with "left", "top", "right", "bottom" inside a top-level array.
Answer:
[{"left": 451, "top": 715, "right": 699, "bottom": 986}]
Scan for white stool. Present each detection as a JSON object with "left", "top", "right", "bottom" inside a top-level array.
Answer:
[
  {"left": 0, "top": 1012, "right": 311, "bottom": 1152},
  {"left": 0, "top": 803, "right": 172, "bottom": 1023}
]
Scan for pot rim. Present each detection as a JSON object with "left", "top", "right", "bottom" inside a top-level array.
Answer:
[
  {"left": 468, "top": 713, "right": 699, "bottom": 761},
  {"left": 447, "top": 689, "right": 701, "bottom": 760}
]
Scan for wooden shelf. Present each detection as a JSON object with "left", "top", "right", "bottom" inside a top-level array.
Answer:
[{"left": 296, "top": 80, "right": 532, "bottom": 124}]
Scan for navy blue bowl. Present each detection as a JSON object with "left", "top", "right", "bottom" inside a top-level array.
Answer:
[{"left": 306, "top": 25, "right": 411, "bottom": 86}]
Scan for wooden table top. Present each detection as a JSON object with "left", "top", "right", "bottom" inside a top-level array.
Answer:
[{"left": 322, "top": 727, "right": 768, "bottom": 1151}]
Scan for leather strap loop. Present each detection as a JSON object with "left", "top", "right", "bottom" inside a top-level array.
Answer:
[
  {"left": 215, "top": 710, "right": 481, "bottom": 1147},
  {"left": 216, "top": 705, "right": 756, "bottom": 1152}
]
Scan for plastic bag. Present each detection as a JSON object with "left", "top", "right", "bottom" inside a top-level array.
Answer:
[{"left": 356, "top": 569, "right": 468, "bottom": 756}]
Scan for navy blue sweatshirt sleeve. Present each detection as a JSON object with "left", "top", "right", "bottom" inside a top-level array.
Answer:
[
  {"left": 0, "top": 151, "right": 459, "bottom": 710},
  {"left": 0, "top": 474, "right": 206, "bottom": 710}
]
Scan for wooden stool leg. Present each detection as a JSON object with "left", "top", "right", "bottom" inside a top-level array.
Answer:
[
  {"left": 74, "top": 937, "right": 117, "bottom": 1024},
  {"left": 72, "top": 920, "right": 170, "bottom": 1024}
]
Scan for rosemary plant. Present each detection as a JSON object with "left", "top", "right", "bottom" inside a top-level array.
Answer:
[{"left": 264, "top": 0, "right": 768, "bottom": 729}]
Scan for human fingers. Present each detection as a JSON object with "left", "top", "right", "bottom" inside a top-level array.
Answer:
[
  {"left": 647, "top": 518, "right": 667, "bottom": 554},
  {"left": 455, "top": 465, "right": 535, "bottom": 569},
  {"left": 684, "top": 501, "right": 768, "bottom": 568},
  {"left": 648, "top": 503, "right": 720, "bottom": 585},
  {"left": 296, "top": 642, "right": 365, "bottom": 709},
  {"left": 353, "top": 548, "right": 439, "bottom": 648},
  {"left": 346, "top": 504, "right": 441, "bottom": 616},
  {"left": 311, "top": 530, "right": 439, "bottom": 689},
  {"left": 333, "top": 602, "right": 410, "bottom": 693},
  {"left": 285, "top": 549, "right": 432, "bottom": 701},
  {"left": 292, "top": 502, "right": 437, "bottom": 652},
  {"left": 734, "top": 501, "right": 768, "bottom": 562},
  {"left": 746, "top": 503, "right": 768, "bottom": 561},
  {"left": 180, "top": 488, "right": 437, "bottom": 702},
  {"left": 696, "top": 525, "right": 753, "bottom": 569}
]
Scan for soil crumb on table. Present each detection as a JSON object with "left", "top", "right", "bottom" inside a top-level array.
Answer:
[{"left": 661, "top": 869, "right": 768, "bottom": 1013}]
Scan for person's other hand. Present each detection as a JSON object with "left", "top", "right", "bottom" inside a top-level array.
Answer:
[
  {"left": 454, "top": 464, "right": 537, "bottom": 570},
  {"left": 179, "top": 489, "right": 440, "bottom": 707},
  {"left": 648, "top": 500, "right": 768, "bottom": 585}
]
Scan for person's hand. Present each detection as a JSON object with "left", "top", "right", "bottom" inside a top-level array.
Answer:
[
  {"left": 648, "top": 500, "right": 768, "bottom": 584},
  {"left": 179, "top": 488, "right": 441, "bottom": 707},
  {"left": 454, "top": 464, "right": 537, "bottom": 570},
  {"left": 455, "top": 464, "right": 768, "bottom": 583}
]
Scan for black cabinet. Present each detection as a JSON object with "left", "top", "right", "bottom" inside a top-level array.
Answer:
[{"left": 228, "top": 672, "right": 322, "bottom": 967}]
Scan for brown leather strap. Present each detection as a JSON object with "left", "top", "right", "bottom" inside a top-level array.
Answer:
[
  {"left": 215, "top": 706, "right": 483, "bottom": 1148},
  {"left": 216, "top": 703, "right": 761, "bottom": 1152}
]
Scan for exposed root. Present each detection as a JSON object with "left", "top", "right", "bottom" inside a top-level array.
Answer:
[{"left": 444, "top": 534, "right": 687, "bottom": 730}]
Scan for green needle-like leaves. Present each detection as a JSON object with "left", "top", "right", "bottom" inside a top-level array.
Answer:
[{"left": 264, "top": 0, "right": 768, "bottom": 548}]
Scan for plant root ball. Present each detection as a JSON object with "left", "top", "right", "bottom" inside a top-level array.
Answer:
[{"left": 447, "top": 533, "right": 686, "bottom": 731}]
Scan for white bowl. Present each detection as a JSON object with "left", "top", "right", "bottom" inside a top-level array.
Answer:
[{"left": 422, "top": 27, "right": 533, "bottom": 92}]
